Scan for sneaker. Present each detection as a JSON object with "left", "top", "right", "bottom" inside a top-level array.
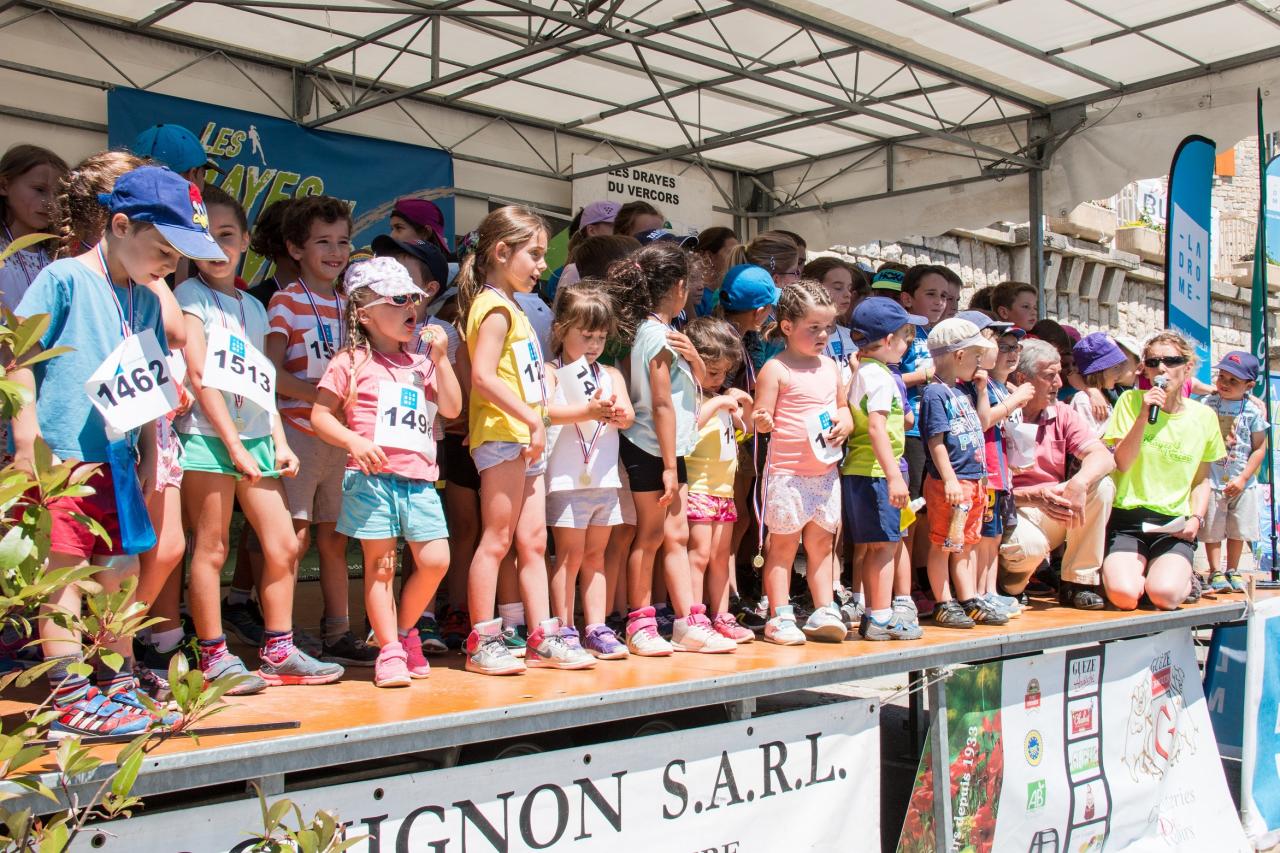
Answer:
[
  {"left": 222, "top": 597, "right": 265, "bottom": 646},
  {"left": 671, "top": 605, "right": 736, "bottom": 653},
  {"left": 527, "top": 619, "right": 596, "bottom": 670},
  {"left": 292, "top": 627, "right": 324, "bottom": 657},
  {"left": 1209, "top": 571, "right": 1230, "bottom": 592},
  {"left": 764, "top": 604, "right": 806, "bottom": 645},
  {"left": 465, "top": 618, "right": 525, "bottom": 675},
  {"left": 49, "top": 689, "right": 153, "bottom": 739},
  {"left": 136, "top": 640, "right": 190, "bottom": 690},
  {"left": 501, "top": 625, "right": 528, "bottom": 659},
  {"left": 839, "top": 599, "right": 865, "bottom": 631},
  {"left": 583, "top": 624, "right": 629, "bottom": 659},
  {"left": 1060, "top": 582, "right": 1105, "bottom": 611},
  {"left": 415, "top": 615, "right": 448, "bottom": 655},
  {"left": 987, "top": 592, "right": 1022, "bottom": 618},
  {"left": 132, "top": 659, "right": 171, "bottom": 703},
  {"left": 860, "top": 610, "right": 924, "bottom": 641},
  {"left": 802, "top": 603, "right": 847, "bottom": 643},
  {"left": 440, "top": 607, "right": 469, "bottom": 651},
  {"left": 732, "top": 600, "right": 767, "bottom": 636},
  {"left": 108, "top": 687, "right": 180, "bottom": 727},
  {"left": 962, "top": 597, "right": 1009, "bottom": 626},
  {"left": 654, "top": 604, "right": 677, "bottom": 641},
  {"left": 202, "top": 652, "right": 269, "bottom": 696},
  {"left": 912, "top": 588, "right": 936, "bottom": 619},
  {"left": 625, "top": 607, "right": 673, "bottom": 656},
  {"left": 321, "top": 631, "right": 378, "bottom": 667},
  {"left": 604, "top": 612, "right": 627, "bottom": 636},
  {"left": 932, "top": 600, "right": 975, "bottom": 629},
  {"left": 400, "top": 629, "right": 432, "bottom": 678},
  {"left": 258, "top": 649, "right": 344, "bottom": 686},
  {"left": 374, "top": 642, "right": 411, "bottom": 688},
  {"left": 1227, "top": 571, "right": 1247, "bottom": 593},
  {"left": 711, "top": 612, "right": 754, "bottom": 644}
]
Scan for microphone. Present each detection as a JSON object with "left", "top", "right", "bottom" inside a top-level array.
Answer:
[{"left": 1148, "top": 375, "right": 1168, "bottom": 425}]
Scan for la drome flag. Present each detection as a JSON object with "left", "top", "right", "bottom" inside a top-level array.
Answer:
[{"left": 1165, "top": 135, "right": 1216, "bottom": 386}]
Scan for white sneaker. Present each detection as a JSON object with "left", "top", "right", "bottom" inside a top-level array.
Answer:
[
  {"left": 526, "top": 619, "right": 596, "bottom": 670},
  {"left": 764, "top": 604, "right": 806, "bottom": 646},
  {"left": 671, "top": 604, "right": 735, "bottom": 654},
  {"left": 802, "top": 603, "right": 847, "bottom": 643},
  {"left": 625, "top": 606, "right": 673, "bottom": 657}
]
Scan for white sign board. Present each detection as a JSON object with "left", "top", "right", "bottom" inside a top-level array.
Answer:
[{"left": 571, "top": 154, "right": 719, "bottom": 236}]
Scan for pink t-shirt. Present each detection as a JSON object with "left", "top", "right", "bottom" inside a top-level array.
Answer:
[
  {"left": 318, "top": 348, "right": 440, "bottom": 482},
  {"left": 1011, "top": 401, "right": 1099, "bottom": 490},
  {"left": 768, "top": 355, "right": 842, "bottom": 477}
]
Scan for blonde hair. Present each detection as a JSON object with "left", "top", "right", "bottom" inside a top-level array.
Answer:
[
  {"left": 454, "top": 205, "right": 549, "bottom": 323},
  {"left": 1143, "top": 331, "right": 1197, "bottom": 370},
  {"left": 729, "top": 231, "right": 800, "bottom": 279},
  {"left": 551, "top": 280, "right": 616, "bottom": 357},
  {"left": 54, "top": 150, "right": 146, "bottom": 256},
  {"left": 765, "top": 279, "right": 833, "bottom": 343}
]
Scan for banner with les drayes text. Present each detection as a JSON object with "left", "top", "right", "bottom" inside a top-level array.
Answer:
[
  {"left": 1164, "top": 135, "right": 1216, "bottom": 386},
  {"left": 107, "top": 87, "right": 453, "bottom": 285}
]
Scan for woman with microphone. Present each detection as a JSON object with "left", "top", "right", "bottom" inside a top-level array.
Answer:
[{"left": 1100, "top": 332, "right": 1226, "bottom": 610}]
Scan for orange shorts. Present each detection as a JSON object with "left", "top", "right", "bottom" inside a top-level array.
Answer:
[{"left": 923, "top": 477, "right": 985, "bottom": 547}]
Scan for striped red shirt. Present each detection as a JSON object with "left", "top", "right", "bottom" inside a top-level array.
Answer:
[{"left": 267, "top": 281, "right": 345, "bottom": 433}]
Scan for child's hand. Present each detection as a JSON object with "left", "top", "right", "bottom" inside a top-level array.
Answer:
[
  {"left": 1007, "top": 382, "right": 1035, "bottom": 410},
  {"left": 525, "top": 421, "right": 546, "bottom": 463},
  {"left": 726, "top": 388, "right": 752, "bottom": 409},
  {"left": 229, "top": 442, "right": 264, "bottom": 483},
  {"left": 1086, "top": 386, "right": 1108, "bottom": 422},
  {"left": 348, "top": 435, "right": 389, "bottom": 475},
  {"left": 752, "top": 408, "right": 774, "bottom": 433},
  {"left": 973, "top": 369, "right": 988, "bottom": 392},
  {"left": 715, "top": 394, "right": 740, "bottom": 416},
  {"left": 275, "top": 445, "right": 300, "bottom": 478},
  {"left": 827, "top": 418, "right": 851, "bottom": 446},
  {"left": 666, "top": 331, "right": 698, "bottom": 366},
  {"left": 658, "top": 467, "right": 678, "bottom": 507},
  {"left": 420, "top": 326, "right": 448, "bottom": 363},
  {"left": 586, "top": 390, "right": 614, "bottom": 422},
  {"left": 1224, "top": 476, "right": 1246, "bottom": 499},
  {"left": 887, "top": 472, "right": 909, "bottom": 508},
  {"left": 944, "top": 478, "right": 964, "bottom": 506},
  {"left": 173, "top": 386, "right": 194, "bottom": 418}
]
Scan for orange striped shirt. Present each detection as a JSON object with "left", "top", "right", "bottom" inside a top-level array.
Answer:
[{"left": 267, "top": 281, "right": 345, "bottom": 433}]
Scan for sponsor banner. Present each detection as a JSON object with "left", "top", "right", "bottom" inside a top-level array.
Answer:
[
  {"left": 80, "top": 701, "right": 879, "bottom": 852},
  {"left": 1242, "top": 595, "right": 1280, "bottom": 848},
  {"left": 1164, "top": 135, "right": 1216, "bottom": 385},
  {"left": 897, "top": 629, "right": 1246, "bottom": 852},
  {"left": 1204, "top": 623, "right": 1247, "bottom": 759},
  {"left": 107, "top": 87, "right": 454, "bottom": 285},
  {"left": 571, "top": 154, "right": 717, "bottom": 237}
]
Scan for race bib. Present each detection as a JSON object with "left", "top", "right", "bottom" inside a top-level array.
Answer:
[
  {"left": 554, "top": 357, "right": 603, "bottom": 419},
  {"left": 202, "top": 326, "right": 277, "bottom": 414},
  {"left": 717, "top": 410, "right": 736, "bottom": 462},
  {"left": 513, "top": 337, "right": 545, "bottom": 404},
  {"left": 302, "top": 324, "right": 337, "bottom": 380},
  {"left": 84, "top": 329, "right": 181, "bottom": 435},
  {"left": 807, "top": 409, "right": 845, "bottom": 465},
  {"left": 374, "top": 380, "right": 437, "bottom": 462}
]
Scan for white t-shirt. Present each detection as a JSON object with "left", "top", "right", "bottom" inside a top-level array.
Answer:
[{"left": 545, "top": 364, "right": 621, "bottom": 492}]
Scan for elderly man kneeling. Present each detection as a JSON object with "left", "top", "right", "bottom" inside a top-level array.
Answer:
[{"left": 998, "top": 339, "right": 1115, "bottom": 609}]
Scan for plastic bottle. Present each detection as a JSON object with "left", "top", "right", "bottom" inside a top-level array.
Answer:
[{"left": 943, "top": 503, "right": 970, "bottom": 552}]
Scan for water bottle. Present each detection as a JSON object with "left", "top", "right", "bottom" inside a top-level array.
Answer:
[{"left": 943, "top": 503, "right": 970, "bottom": 552}]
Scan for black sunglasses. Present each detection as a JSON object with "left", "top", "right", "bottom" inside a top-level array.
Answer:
[{"left": 1143, "top": 355, "right": 1188, "bottom": 368}]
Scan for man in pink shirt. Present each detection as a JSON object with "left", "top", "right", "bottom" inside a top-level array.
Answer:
[{"left": 998, "top": 340, "right": 1116, "bottom": 608}]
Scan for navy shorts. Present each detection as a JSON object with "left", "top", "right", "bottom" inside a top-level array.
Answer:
[
  {"left": 842, "top": 474, "right": 903, "bottom": 544},
  {"left": 980, "top": 489, "right": 1016, "bottom": 538}
]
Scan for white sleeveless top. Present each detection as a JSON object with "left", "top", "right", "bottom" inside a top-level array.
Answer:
[{"left": 545, "top": 363, "right": 622, "bottom": 493}]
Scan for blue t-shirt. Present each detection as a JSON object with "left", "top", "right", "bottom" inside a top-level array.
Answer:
[
  {"left": 16, "top": 257, "right": 168, "bottom": 463},
  {"left": 899, "top": 325, "right": 932, "bottom": 438},
  {"left": 961, "top": 379, "right": 1012, "bottom": 490},
  {"left": 920, "top": 380, "right": 985, "bottom": 481},
  {"left": 1202, "top": 393, "right": 1269, "bottom": 489}
]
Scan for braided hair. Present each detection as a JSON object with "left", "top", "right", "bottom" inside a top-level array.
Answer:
[{"left": 53, "top": 150, "right": 146, "bottom": 257}]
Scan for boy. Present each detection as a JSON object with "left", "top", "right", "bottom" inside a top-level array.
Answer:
[
  {"left": 844, "top": 297, "right": 928, "bottom": 640},
  {"left": 1200, "top": 352, "right": 1269, "bottom": 592},
  {"left": 13, "top": 165, "right": 223, "bottom": 735},
  {"left": 919, "top": 317, "right": 1005, "bottom": 628},
  {"left": 990, "top": 281, "right": 1037, "bottom": 331},
  {"left": 265, "top": 196, "right": 376, "bottom": 666}
]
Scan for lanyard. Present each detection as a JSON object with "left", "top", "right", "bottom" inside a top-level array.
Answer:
[
  {"left": 556, "top": 357, "right": 607, "bottom": 472},
  {"left": 95, "top": 244, "right": 135, "bottom": 339},
  {"left": 485, "top": 284, "right": 547, "bottom": 405},
  {"left": 740, "top": 338, "right": 757, "bottom": 393},
  {"left": 200, "top": 275, "right": 248, "bottom": 414},
  {"left": 372, "top": 346, "right": 433, "bottom": 388},
  {"left": 297, "top": 280, "right": 344, "bottom": 350}
]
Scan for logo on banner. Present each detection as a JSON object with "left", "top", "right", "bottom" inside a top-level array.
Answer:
[
  {"left": 1069, "top": 739, "right": 1100, "bottom": 781},
  {"left": 1122, "top": 651, "right": 1199, "bottom": 781},
  {"left": 1069, "top": 656, "right": 1100, "bottom": 697},
  {"left": 1069, "top": 696, "right": 1099, "bottom": 739},
  {"left": 1024, "top": 730, "right": 1043, "bottom": 766},
  {"left": 1026, "top": 779, "right": 1047, "bottom": 812},
  {"left": 1025, "top": 678, "right": 1041, "bottom": 710}
]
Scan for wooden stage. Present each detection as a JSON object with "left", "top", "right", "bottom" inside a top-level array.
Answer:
[{"left": 0, "top": 591, "right": 1250, "bottom": 812}]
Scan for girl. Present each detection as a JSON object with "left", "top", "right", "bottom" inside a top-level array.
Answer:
[
  {"left": 804, "top": 257, "right": 857, "bottom": 387},
  {"left": 0, "top": 144, "right": 68, "bottom": 309},
  {"left": 459, "top": 205, "right": 594, "bottom": 675},
  {"left": 545, "top": 282, "right": 635, "bottom": 659},
  {"left": 751, "top": 281, "right": 851, "bottom": 645},
  {"left": 683, "top": 317, "right": 754, "bottom": 643},
  {"left": 310, "top": 257, "right": 461, "bottom": 687},
  {"left": 729, "top": 231, "right": 803, "bottom": 289},
  {"left": 390, "top": 198, "right": 452, "bottom": 259},
  {"left": 613, "top": 201, "right": 664, "bottom": 239},
  {"left": 1070, "top": 333, "right": 1127, "bottom": 437},
  {"left": 612, "top": 242, "right": 735, "bottom": 656}
]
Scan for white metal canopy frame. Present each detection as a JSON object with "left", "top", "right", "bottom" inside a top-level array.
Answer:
[{"left": 2, "top": 0, "right": 1278, "bottom": 248}]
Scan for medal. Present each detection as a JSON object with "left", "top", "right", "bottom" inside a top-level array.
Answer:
[
  {"left": 752, "top": 552, "right": 765, "bottom": 569},
  {"left": 579, "top": 471, "right": 593, "bottom": 487}
]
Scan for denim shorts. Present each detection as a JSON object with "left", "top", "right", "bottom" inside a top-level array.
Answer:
[
  {"left": 471, "top": 440, "right": 547, "bottom": 477},
  {"left": 842, "top": 474, "right": 902, "bottom": 544},
  {"left": 337, "top": 470, "right": 448, "bottom": 542}
]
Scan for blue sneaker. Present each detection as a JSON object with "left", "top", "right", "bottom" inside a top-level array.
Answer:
[
  {"left": 110, "top": 687, "right": 180, "bottom": 727},
  {"left": 50, "top": 688, "right": 152, "bottom": 739}
]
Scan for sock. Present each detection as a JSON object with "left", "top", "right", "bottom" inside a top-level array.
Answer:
[
  {"left": 850, "top": 592, "right": 865, "bottom": 606},
  {"left": 869, "top": 608, "right": 893, "bottom": 623},
  {"left": 225, "top": 587, "right": 253, "bottom": 606},
  {"left": 421, "top": 610, "right": 435, "bottom": 622},
  {"left": 151, "top": 627, "right": 185, "bottom": 654},
  {"left": 262, "top": 630, "right": 296, "bottom": 664},
  {"left": 654, "top": 601, "right": 670, "bottom": 615},
  {"left": 397, "top": 627, "right": 412, "bottom": 640},
  {"left": 321, "top": 616, "right": 350, "bottom": 645},
  {"left": 47, "top": 654, "right": 90, "bottom": 708},
  {"left": 198, "top": 636, "right": 230, "bottom": 671},
  {"left": 498, "top": 602, "right": 525, "bottom": 630},
  {"left": 96, "top": 655, "right": 135, "bottom": 697}
]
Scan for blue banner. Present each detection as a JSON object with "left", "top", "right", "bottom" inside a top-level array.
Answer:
[
  {"left": 107, "top": 87, "right": 453, "bottom": 284},
  {"left": 1165, "top": 135, "right": 1216, "bottom": 385},
  {"left": 1204, "top": 623, "right": 1247, "bottom": 759}
]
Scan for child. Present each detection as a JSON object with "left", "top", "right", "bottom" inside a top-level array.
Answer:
[
  {"left": 843, "top": 297, "right": 928, "bottom": 640},
  {"left": 176, "top": 185, "right": 342, "bottom": 693},
  {"left": 1200, "top": 352, "right": 1269, "bottom": 592},
  {"left": 545, "top": 282, "right": 635, "bottom": 659},
  {"left": 1069, "top": 333, "right": 1126, "bottom": 437},
  {"left": 0, "top": 144, "right": 67, "bottom": 309},
  {"left": 919, "top": 317, "right": 1005, "bottom": 628},
  {"left": 265, "top": 196, "right": 376, "bottom": 666},
  {"left": 683, "top": 317, "right": 754, "bottom": 643},
  {"left": 751, "top": 281, "right": 852, "bottom": 645},
  {"left": 459, "top": 205, "right": 594, "bottom": 674},
  {"left": 990, "top": 280, "right": 1037, "bottom": 330},
  {"left": 310, "top": 258, "right": 461, "bottom": 686},
  {"left": 613, "top": 242, "right": 736, "bottom": 656},
  {"left": 13, "top": 165, "right": 219, "bottom": 736}
]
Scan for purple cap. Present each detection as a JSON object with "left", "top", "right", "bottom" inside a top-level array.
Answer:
[
  {"left": 393, "top": 198, "right": 446, "bottom": 244},
  {"left": 580, "top": 200, "right": 620, "bottom": 228},
  {"left": 955, "top": 310, "right": 1023, "bottom": 338},
  {"left": 1072, "top": 333, "right": 1127, "bottom": 376},
  {"left": 1216, "top": 351, "right": 1260, "bottom": 382}
]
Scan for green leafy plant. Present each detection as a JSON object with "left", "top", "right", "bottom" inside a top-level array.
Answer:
[{"left": 245, "top": 783, "right": 366, "bottom": 853}]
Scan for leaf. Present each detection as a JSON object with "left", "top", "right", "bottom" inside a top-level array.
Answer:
[
  {"left": 12, "top": 345, "right": 73, "bottom": 371},
  {"left": 266, "top": 799, "right": 292, "bottom": 830},
  {"left": 295, "top": 829, "right": 319, "bottom": 853},
  {"left": 0, "top": 233, "right": 57, "bottom": 265},
  {"left": 66, "top": 661, "right": 92, "bottom": 679},
  {"left": 99, "top": 651, "right": 124, "bottom": 673},
  {"left": 37, "top": 819, "right": 67, "bottom": 853},
  {"left": 110, "top": 743, "right": 144, "bottom": 799},
  {"left": 0, "top": 525, "right": 33, "bottom": 568}
]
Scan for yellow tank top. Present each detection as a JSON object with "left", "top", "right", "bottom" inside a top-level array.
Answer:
[
  {"left": 465, "top": 287, "right": 546, "bottom": 447},
  {"left": 686, "top": 414, "right": 737, "bottom": 497}
]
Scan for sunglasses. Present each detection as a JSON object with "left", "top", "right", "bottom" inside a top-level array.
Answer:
[
  {"left": 366, "top": 293, "right": 423, "bottom": 309},
  {"left": 1143, "top": 355, "right": 1188, "bottom": 368},
  {"left": 998, "top": 343, "right": 1021, "bottom": 354}
]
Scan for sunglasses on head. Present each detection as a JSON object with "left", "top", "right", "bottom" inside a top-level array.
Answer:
[
  {"left": 1143, "top": 355, "right": 1188, "bottom": 368},
  {"left": 367, "top": 293, "right": 423, "bottom": 309}
]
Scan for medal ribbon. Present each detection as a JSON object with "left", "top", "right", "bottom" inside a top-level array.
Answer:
[
  {"left": 298, "top": 279, "right": 345, "bottom": 354},
  {"left": 557, "top": 357, "right": 607, "bottom": 477},
  {"left": 95, "top": 244, "right": 135, "bottom": 339}
]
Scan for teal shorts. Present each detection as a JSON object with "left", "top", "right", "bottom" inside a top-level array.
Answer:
[
  {"left": 179, "top": 433, "right": 278, "bottom": 479},
  {"left": 337, "top": 470, "right": 448, "bottom": 542}
]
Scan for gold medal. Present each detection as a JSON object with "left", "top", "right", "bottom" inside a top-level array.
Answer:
[
  {"left": 752, "top": 552, "right": 765, "bottom": 569},
  {"left": 579, "top": 471, "right": 592, "bottom": 487}
]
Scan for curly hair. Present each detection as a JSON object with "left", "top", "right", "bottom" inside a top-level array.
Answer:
[
  {"left": 249, "top": 197, "right": 299, "bottom": 261},
  {"left": 53, "top": 150, "right": 146, "bottom": 256},
  {"left": 605, "top": 241, "right": 688, "bottom": 344},
  {"left": 684, "top": 316, "right": 742, "bottom": 376},
  {"left": 281, "top": 195, "right": 352, "bottom": 253}
]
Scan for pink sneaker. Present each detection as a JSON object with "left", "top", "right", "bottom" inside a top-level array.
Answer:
[
  {"left": 374, "top": 642, "right": 411, "bottom": 688},
  {"left": 401, "top": 629, "right": 431, "bottom": 679},
  {"left": 712, "top": 612, "right": 754, "bottom": 644}
]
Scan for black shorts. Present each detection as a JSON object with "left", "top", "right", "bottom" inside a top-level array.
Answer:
[
  {"left": 1105, "top": 506, "right": 1195, "bottom": 564},
  {"left": 619, "top": 433, "right": 687, "bottom": 492},
  {"left": 443, "top": 433, "right": 480, "bottom": 491},
  {"left": 904, "top": 435, "right": 927, "bottom": 502}
]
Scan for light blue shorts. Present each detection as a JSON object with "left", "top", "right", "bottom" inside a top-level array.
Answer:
[
  {"left": 471, "top": 440, "right": 548, "bottom": 477},
  {"left": 337, "top": 470, "right": 448, "bottom": 542}
]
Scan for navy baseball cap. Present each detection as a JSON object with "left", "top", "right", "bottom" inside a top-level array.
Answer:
[
  {"left": 956, "top": 310, "right": 1024, "bottom": 339},
  {"left": 851, "top": 295, "right": 927, "bottom": 346},
  {"left": 637, "top": 228, "right": 697, "bottom": 250},
  {"left": 1216, "top": 350, "right": 1260, "bottom": 382},
  {"left": 131, "top": 124, "right": 221, "bottom": 175},
  {"left": 720, "top": 264, "right": 778, "bottom": 312},
  {"left": 99, "top": 165, "right": 225, "bottom": 261},
  {"left": 1072, "top": 333, "right": 1126, "bottom": 377},
  {"left": 372, "top": 235, "right": 448, "bottom": 289}
]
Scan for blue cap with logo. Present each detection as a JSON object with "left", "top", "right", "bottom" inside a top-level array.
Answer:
[
  {"left": 372, "top": 235, "right": 448, "bottom": 290},
  {"left": 851, "top": 295, "right": 927, "bottom": 346},
  {"left": 99, "top": 165, "right": 226, "bottom": 261},
  {"left": 1216, "top": 350, "right": 1260, "bottom": 383},
  {"left": 131, "top": 124, "right": 221, "bottom": 175},
  {"left": 719, "top": 264, "right": 779, "bottom": 312},
  {"left": 637, "top": 228, "right": 697, "bottom": 250}
]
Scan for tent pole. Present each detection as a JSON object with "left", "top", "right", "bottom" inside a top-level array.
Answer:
[{"left": 1029, "top": 167, "right": 1045, "bottom": 318}]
